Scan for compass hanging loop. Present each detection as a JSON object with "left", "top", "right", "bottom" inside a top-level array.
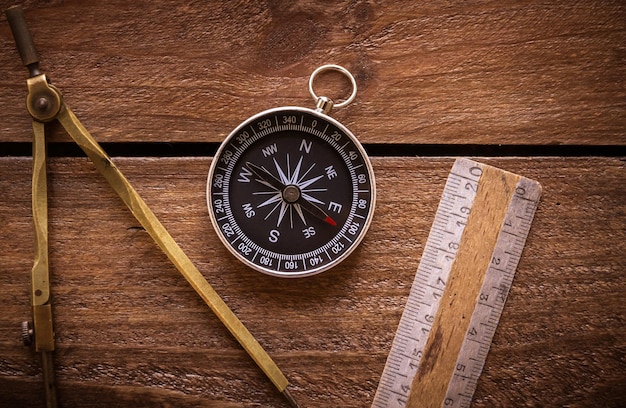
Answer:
[
  {"left": 208, "top": 63, "right": 375, "bottom": 277},
  {"left": 309, "top": 64, "right": 357, "bottom": 115}
]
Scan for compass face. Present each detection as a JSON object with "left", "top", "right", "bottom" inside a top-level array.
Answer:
[{"left": 207, "top": 107, "right": 375, "bottom": 277}]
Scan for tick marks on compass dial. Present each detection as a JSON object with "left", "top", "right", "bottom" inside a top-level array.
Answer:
[{"left": 208, "top": 108, "right": 375, "bottom": 276}]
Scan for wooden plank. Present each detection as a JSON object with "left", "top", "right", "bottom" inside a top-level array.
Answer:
[
  {"left": 1, "top": 0, "right": 624, "bottom": 145},
  {"left": 0, "top": 156, "right": 624, "bottom": 407}
]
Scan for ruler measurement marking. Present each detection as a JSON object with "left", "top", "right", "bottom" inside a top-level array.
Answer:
[
  {"left": 441, "top": 175, "right": 541, "bottom": 407},
  {"left": 500, "top": 229, "right": 522, "bottom": 238},
  {"left": 512, "top": 194, "right": 538, "bottom": 203},
  {"left": 435, "top": 247, "right": 456, "bottom": 256},
  {"left": 448, "top": 171, "right": 480, "bottom": 183},
  {"left": 504, "top": 249, "right": 522, "bottom": 257},
  {"left": 372, "top": 158, "right": 541, "bottom": 408}
]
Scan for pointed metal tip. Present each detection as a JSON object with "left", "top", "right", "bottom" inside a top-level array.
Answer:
[{"left": 282, "top": 387, "right": 301, "bottom": 408}]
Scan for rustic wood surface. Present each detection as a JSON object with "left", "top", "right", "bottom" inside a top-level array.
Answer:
[
  {"left": 0, "top": 1, "right": 625, "bottom": 407},
  {"left": 0, "top": 0, "right": 625, "bottom": 145},
  {"left": 0, "top": 157, "right": 624, "bottom": 408}
]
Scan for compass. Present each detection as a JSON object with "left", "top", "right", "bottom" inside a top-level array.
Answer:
[{"left": 207, "top": 65, "right": 375, "bottom": 277}]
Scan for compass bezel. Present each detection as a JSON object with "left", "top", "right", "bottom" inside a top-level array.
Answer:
[{"left": 207, "top": 106, "right": 375, "bottom": 278}]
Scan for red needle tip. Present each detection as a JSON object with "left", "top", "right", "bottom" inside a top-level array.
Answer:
[{"left": 324, "top": 216, "right": 337, "bottom": 227}]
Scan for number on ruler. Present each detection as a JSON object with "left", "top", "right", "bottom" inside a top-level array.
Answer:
[{"left": 372, "top": 158, "right": 541, "bottom": 408}]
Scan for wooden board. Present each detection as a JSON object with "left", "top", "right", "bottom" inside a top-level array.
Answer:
[
  {"left": 0, "top": 0, "right": 625, "bottom": 145},
  {"left": 0, "top": 157, "right": 624, "bottom": 407},
  {"left": 1, "top": 0, "right": 625, "bottom": 407}
]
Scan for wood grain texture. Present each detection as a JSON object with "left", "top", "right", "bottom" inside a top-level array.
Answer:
[
  {"left": 0, "top": 156, "right": 624, "bottom": 407},
  {"left": 1, "top": 1, "right": 625, "bottom": 407},
  {"left": 0, "top": 0, "right": 625, "bottom": 145}
]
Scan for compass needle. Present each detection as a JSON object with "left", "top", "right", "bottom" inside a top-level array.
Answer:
[
  {"left": 204, "top": 65, "right": 374, "bottom": 407},
  {"left": 208, "top": 65, "right": 375, "bottom": 278},
  {"left": 245, "top": 161, "right": 285, "bottom": 191},
  {"left": 297, "top": 197, "right": 337, "bottom": 226},
  {"left": 324, "top": 216, "right": 338, "bottom": 227}
]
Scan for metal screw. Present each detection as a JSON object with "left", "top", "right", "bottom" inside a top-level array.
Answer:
[
  {"left": 282, "top": 185, "right": 301, "bottom": 203},
  {"left": 35, "top": 96, "right": 49, "bottom": 111},
  {"left": 21, "top": 320, "right": 34, "bottom": 346}
]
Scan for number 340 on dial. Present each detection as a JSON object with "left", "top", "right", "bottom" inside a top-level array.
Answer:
[{"left": 207, "top": 107, "right": 375, "bottom": 278}]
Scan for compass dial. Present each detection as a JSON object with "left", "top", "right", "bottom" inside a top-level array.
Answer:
[{"left": 207, "top": 107, "right": 375, "bottom": 277}]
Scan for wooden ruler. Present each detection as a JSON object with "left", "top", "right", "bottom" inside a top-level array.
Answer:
[{"left": 372, "top": 158, "right": 542, "bottom": 408}]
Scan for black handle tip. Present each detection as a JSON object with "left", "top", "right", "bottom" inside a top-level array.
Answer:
[{"left": 6, "top": 5, "right": 41, "bottom": 77}]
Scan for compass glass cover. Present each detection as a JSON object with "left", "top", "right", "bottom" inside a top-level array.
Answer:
[{"left": 207, "top": 107, "right": 375, "bottom": 277}]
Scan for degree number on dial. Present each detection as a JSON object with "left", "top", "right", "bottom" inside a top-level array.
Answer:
[{"left": 207, "top": 107, "right": 375, "bottom": 277}]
